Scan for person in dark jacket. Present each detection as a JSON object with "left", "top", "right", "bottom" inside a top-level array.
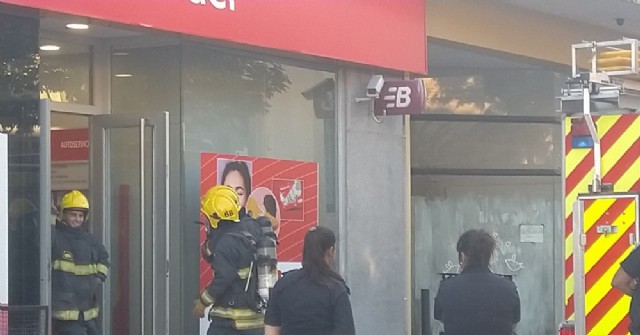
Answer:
[
  {"left": 434, "top": 229, "right": 520, "bottom": 335},
  {"left": 612, "top": 246, "right": 640, "bottom": 334},
  {"left": 51, "top": 190, "right": 109, "bottom": 335},
  {"left": 264, "top": 226, "right": 355, "bottom": 335},
  {"left": 194, "top": 185, "right": 264, "bottom": 335}
]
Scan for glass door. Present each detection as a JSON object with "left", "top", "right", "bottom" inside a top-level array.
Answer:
[{"left": 89, "top": 112, "right": 169, "bottom": 335}]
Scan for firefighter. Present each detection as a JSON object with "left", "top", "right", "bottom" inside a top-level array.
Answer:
[
  {"left": 194, "top": 185, "right": 264, "bottom": 335},
  {"left": 51, "top": 190, "right": 109, "bottom": 335}
]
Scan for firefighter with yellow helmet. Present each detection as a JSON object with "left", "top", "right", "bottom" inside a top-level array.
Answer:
[
  {"left": 194, "top": 185, "right": 264, "bottom": 335},
  {"left": 52, "top": 190, "right": 109, "bottom": 335}
]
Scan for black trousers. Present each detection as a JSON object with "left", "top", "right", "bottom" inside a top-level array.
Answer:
[
  {"left": 207, "top": 317, "right": 262, "bottom": 335},
  {"left": 53, "top": 319, "right": 98, "bottom": 335}
]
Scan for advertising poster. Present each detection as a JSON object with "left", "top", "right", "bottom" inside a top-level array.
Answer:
[{"left": 199, "top": 152, "right": 319, "bottom": 293}]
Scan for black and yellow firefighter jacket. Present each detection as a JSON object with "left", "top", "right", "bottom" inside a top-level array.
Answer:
[
  {"left": 51, "top": 220, "right": 109, "bottom": 321},
  {"left": 200, "top": 214, "right": 264, "bottom": 331}
]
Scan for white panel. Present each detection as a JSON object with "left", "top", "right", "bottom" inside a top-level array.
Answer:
[{"left": 0, "top": 133, "right": 8, "bottom": 304}]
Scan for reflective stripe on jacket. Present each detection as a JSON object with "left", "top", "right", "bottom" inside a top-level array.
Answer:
[
  {"left": 209, "top": 307, "right": 264, "bottom": 330},
  {"left": 53, "top": 260, "right": 109, "bottom": 277},
  {"left": 52, "top": 307, "right": 100, "bottom": 321}
]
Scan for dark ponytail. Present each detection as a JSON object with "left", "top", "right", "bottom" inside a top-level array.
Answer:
[{"left": 302, "top": 226, "right": 344, "bottom": 286}]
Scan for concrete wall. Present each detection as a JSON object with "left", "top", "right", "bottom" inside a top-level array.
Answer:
[
  {"left": 340, "top": 69, "right": 411, "bottom": 335},
  {"left": 428, "top": 0, "right": 622, "bottom": 65}
]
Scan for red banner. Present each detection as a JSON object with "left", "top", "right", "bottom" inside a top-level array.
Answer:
[
  {"left": 199, "top": 152, "right": 318, "bottom": 290},
  {"left": 51, "top": 128, "right": 89, "bottom": 162},
  {"left": 2, "top": 0, "right": 427, "bottom": 73}
]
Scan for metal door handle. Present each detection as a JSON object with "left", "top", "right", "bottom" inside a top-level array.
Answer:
[
  {"left": 596, "top": 225, "right": 618, "bottom": 235},
  {"left": 631, "top": 233, "right": 636, "bottom": 246},
  {"left": 140, "top": 118, "right": 145, "bottom": 335}
]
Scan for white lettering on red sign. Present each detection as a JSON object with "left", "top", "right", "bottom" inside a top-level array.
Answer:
[
  {"left": 60, "top": 140, "right": 89, "bottom": 149},
  {"left": 384, "top": 86, "right": 412, "bottom": 109},
  {"left": 189, "top": 0, "right": 235, "bottom": 11}
]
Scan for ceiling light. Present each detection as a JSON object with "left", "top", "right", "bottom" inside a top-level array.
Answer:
[
  {"left": 112, "top": 52, "right": 130, "bottom": 56},
  {"left": 40, "top": 44, "right": 61, "bottom": 51},
  {"left": 114, "top": 73, "right": 133, "bottom": 78},
  {"left": 66, "top": 23, "right": 89, "bottom": 30}
]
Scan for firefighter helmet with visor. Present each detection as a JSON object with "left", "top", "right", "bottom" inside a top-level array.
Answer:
[{"left": 201, "top": 185, "right": 241, "bottom": 229}]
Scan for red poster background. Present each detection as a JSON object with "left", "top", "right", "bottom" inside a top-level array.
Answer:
[
  {"left": 199, "top": 152, "right": 318, "bottom": 290},
  {"left": 1, "top": 0, "right": 427, "bottom": 74}
]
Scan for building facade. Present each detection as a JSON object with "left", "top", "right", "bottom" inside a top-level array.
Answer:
[
  {"left": 3, "top": 0, "right": 638, "bottom": 334},
  {"left": 0, "top": 1, "right": 425, "bottom": 334}
]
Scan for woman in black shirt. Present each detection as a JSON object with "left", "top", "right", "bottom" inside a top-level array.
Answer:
[
  {"left": 434, "top": 229, "right": 520, "bottom": 335},
  {"left": 265, "top": 226, "right": 355, "bottom": 335}
]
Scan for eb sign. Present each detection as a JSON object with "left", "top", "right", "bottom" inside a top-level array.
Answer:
[{"left": 373, "top": 80, "right": 425, "bottom": 116}]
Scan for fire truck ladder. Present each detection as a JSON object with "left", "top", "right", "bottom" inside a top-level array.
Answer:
[
  {"left": 559, "top": 38, "right": 640, "bottom": 335},
  {"left": 560, "top": 38, "right": 640, "bottom": 192}
]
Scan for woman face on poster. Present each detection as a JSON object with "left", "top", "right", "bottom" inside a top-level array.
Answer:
[{"left": 220, "top": 160, "right": 252, "bottom": 208}]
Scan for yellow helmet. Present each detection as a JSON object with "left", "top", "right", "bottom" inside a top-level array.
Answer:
[
  {"left": 201, "top": 185, "right": 241, "bottom": 228},
  {"left": 60, "top": 190, "right": 89, "bottom": 213}
]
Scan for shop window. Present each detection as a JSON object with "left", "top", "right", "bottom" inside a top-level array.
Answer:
[
  {"left": 181, "top": 44, "right": 337, "bottom": 335},
  {"left": 111, "top": 45, "right": 180, "bottom": 119},
  {"left": 39, "top": 40, "right": 92, "bottom": 105},
  {"left": 182, "top": 44, "right": 337, "bottom": 215},
  {"left": 426, "top": 42, "right": 567, "bottom": 117},
  {"left": 411, "top": 121, "right": 560, "bottom": 170},
  {"left": 0, "top": 11, "right": 42, "bottom": 308},
  {"left": 422, "top": 70, "right": 565, "bottom": 117}
]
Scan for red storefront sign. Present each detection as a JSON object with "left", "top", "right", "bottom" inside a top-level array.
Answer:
[
  {"left": 1, "top": 0, "right": 427, "bottom": 74},
  {"left": 51, "top": 128, "right": 89, "bottom": 162}
]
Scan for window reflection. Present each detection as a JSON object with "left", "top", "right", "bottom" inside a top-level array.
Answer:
[
  {"left": 1, "top": 17, "right": 39, "bottom": 134},
  {"left": 423, "top": 71, "right": 565, "bottom": 117},
  {"left": 0, "top": 12, "right": 42, "bottom": 311},
  {"left": 39, "top": 41, "right": 92, "bottom": 105},
  {"left": 424, "top": 76, "right": 504, "bottom": 115},
  {"left": 424, "top": 69, "right": 566, "bottom": 116},
  {"left": 411, "top": 121, "right": 559, "bottom": 170},
  {"left": 181, "top": 44, "right": 337, "bottom": 220}
]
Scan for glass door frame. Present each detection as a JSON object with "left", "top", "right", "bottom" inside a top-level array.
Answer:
[
  {"left": 89, "top": 112, "right": 170, "bottom": 335},
  {"left": 39, "top": 100, "right": 52, "bottom": 333}
]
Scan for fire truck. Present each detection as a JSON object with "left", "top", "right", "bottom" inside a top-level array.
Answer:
[{"left": 559, "top": 39, "right": 640, "bottom": 335}]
